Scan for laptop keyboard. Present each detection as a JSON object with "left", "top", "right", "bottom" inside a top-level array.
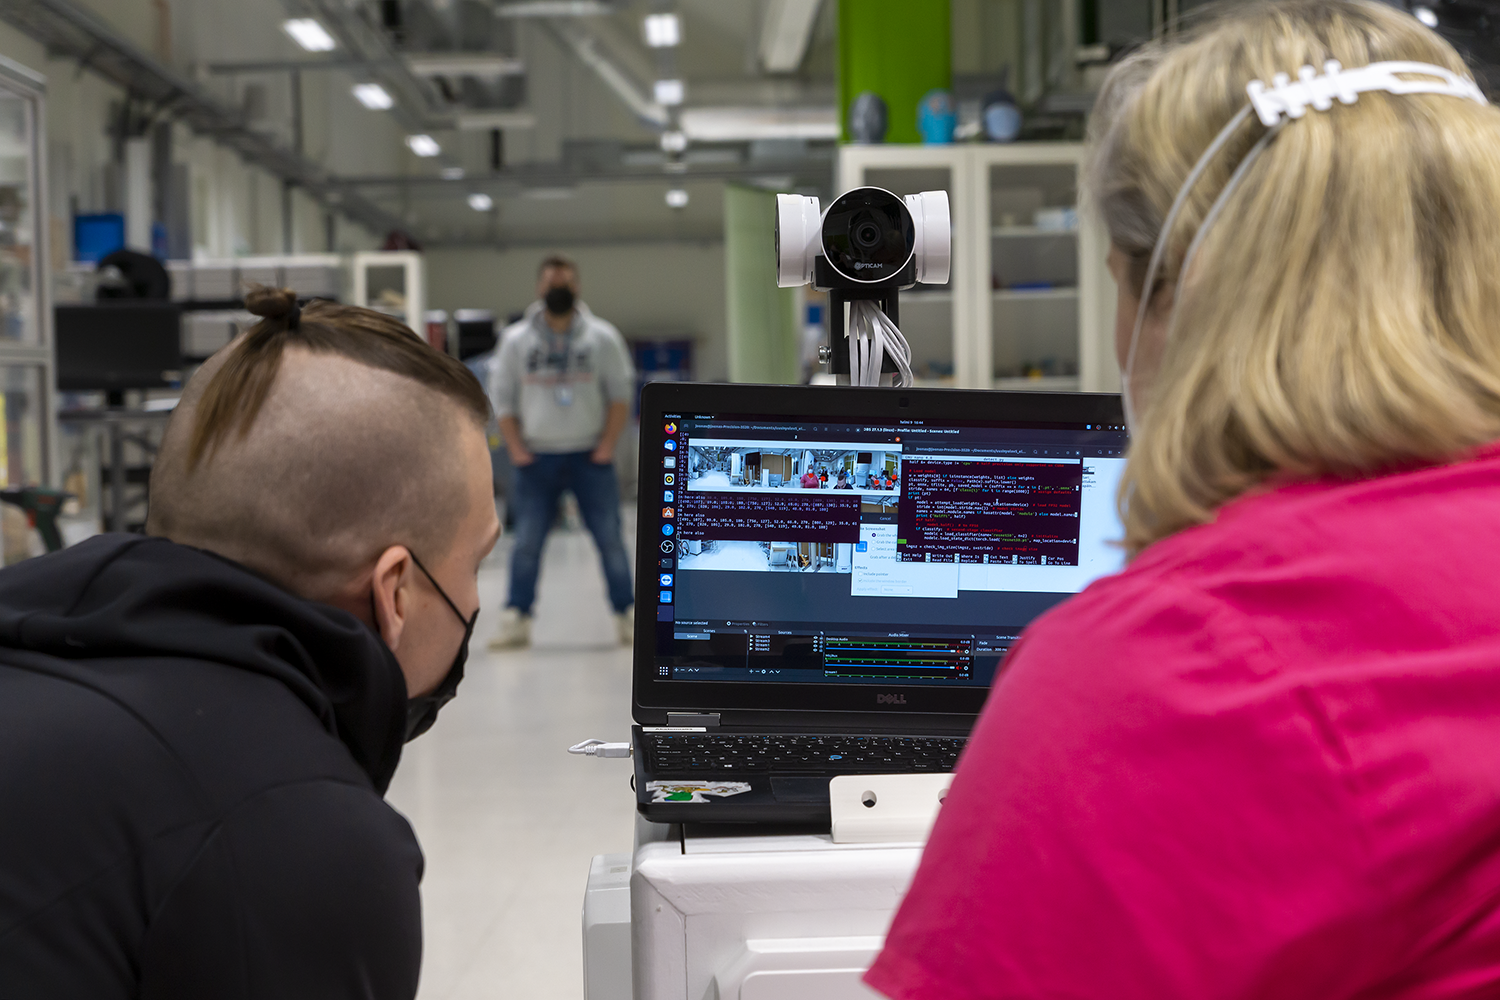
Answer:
[{"left": 642, "top": 732, "right": 967, "bottom": 774}]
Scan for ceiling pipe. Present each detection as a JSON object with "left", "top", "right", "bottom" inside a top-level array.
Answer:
[
  {"left": 538, "top": 17, "right": 669, "bottom": 129},
  {"left": 325, "top": 156, "right": 830, "bottom": 190}
]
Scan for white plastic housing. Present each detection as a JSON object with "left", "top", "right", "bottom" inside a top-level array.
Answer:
[
  {"left": 776, "top": 193, "right": 821, "bottom": 287},
  {"left": 906, "top": 190, "right": 951, "bottom": 285}
]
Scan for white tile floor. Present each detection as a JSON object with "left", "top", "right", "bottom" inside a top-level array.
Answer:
[{"left": 386, "top": 505, "right": 640, "bottom": 1000}]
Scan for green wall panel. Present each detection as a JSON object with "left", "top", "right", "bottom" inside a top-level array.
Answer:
[
  {"left": 838, "top": 0, "right": 953, "bottom": 145},
  {"left": 724, "top": 183, "right": 800, "bottom": 384}
]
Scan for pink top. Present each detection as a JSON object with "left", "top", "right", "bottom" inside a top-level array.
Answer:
[{"left": 866, "top": 445, "right": 1500, "bottom": 999}]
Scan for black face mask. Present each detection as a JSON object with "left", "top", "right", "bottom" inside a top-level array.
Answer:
[
  {"left": 543, "top": 285, "right": 576, "bottom": 317},
  {"left": 402, "top": 551, "right": 479, "bottom": 742}
]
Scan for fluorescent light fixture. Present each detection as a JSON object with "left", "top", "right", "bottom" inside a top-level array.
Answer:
[
  {"left": 522, "top": 187, "right": 576, "bottom": 200},
  {"left": 351, "top": 83, "right": 394, "bottom": 110},
  {"left": 494, "top": 1, "right": 610, "bottom": 15},
  {"left": 441, "top": 167, "right": 466, "bottom": 180},
  {"left": 406, "top": 134, "right": 441, "bottom": 157},
  {"left": 659, "top": 130, "right": 687, "bottom": 153},
  {"left": 643, "top": 12, "right": 681, "bottom": 47},
  {"left": 665, "top": 188, "right": 689, "bottom": 209},
  {"left": 680, "top": 106, "right": 838, "bottom": 142},
  {"left": 653, "top": 79, "right": 685, "bottom": 106},
  {"left": 1414, "top": 6, "right": 1438, "bottom": 27},
  {"left": 758, "top": 0, "right": 821, "bottom": 73},
  {"left": 455, "top": 110, "right": 538, "bottom": 131},
  {"left": 406, "top": 54, "right": 525, "bottom": 79},
  {"left": 468, "top": 193, "right": 494, "bottom": 211},
  {"left": 283, "top": 18, "right": 336, "bottom": 52}
]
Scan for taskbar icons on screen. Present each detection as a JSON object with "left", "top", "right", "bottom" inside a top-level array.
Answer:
[{"left": 660, "top": 422, "right": 679, "bottom": 616}]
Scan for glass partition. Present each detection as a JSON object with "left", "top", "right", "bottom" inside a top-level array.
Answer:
[{"left": 0, "top": 89, "right": 37, "bottom": 345}]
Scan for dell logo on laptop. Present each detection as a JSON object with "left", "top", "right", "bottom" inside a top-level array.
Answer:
[{"left": 876, "top": 693, "right": 907, "bottom": 706}]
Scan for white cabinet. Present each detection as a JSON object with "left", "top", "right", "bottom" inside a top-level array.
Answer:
[
  {"left": 350, "top": 251, "right": 426, "bottom": 333},
  {"left": 836, "top": 143, "right": 1119, "bottom": 393}
]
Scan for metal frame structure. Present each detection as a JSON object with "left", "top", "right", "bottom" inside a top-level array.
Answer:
[
  {"left": 0, "top": 52, "right": 56, "bottom": 486},
  {"left": 0, "top": 0, "right": 406, "bottom": 236}
]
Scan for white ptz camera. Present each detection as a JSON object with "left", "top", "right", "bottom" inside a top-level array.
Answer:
[{"left": 776, "top": 187, "right": 951, "bottom": 289}]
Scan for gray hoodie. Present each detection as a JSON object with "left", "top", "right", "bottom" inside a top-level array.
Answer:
[{"left": 488, "top": 300, "right": 636, "bottom": 454}]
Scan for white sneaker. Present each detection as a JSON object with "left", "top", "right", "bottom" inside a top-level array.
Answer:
[
  {"left": 615, "top": 611, "right": 634, "bottom": 646},
  {"left": 489, "top": 608, "right": 532, "bottom": 650}
]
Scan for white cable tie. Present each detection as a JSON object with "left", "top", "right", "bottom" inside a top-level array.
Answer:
[
  {"left": 567, "top": 739, "right": 633, "bottom": 758},
  {"left": 1246, "top": 59, "right": 1486, "bottom": 127}
]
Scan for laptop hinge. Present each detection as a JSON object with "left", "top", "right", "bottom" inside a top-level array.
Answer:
[{"left": 667, "top": 712, "right": 721, "bottom": 728}]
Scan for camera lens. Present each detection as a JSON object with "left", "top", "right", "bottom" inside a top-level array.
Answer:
[
  {"left": 853, "top": 216, "right": 882, "bottom": 250},
  {"left": 821, "top": 187, "right": 915, "bottom": 284}
]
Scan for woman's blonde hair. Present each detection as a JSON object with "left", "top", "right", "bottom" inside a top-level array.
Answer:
[{"left": 1086, "top": 0, "right": 1500, "bottom": 556}]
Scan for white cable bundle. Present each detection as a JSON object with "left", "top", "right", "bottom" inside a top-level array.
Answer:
[{"left": 847, "top": 300, "right": 915, "bottom": 388}]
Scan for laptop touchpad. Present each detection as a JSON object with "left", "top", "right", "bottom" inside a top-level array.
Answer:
[{"left": 771, "top": 776, "right": 829, "bottom": 802}]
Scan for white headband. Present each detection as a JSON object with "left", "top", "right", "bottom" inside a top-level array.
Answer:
[
  {"left": 1247, "top": 59, "right": 1486, "bottom": 127},
  {"left": 1121, "top": 59, "right": 1488, "bottom": 433}
]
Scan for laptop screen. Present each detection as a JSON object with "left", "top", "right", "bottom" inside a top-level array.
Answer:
[{"left": 644, "top": 392, "right": 1129, "bottom": 697}]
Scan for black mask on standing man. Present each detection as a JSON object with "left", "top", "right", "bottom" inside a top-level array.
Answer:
[
  {"left": 402, "top": 550, "right": 479, "bottom": 742},
  {"left": 543, "top": 285, "right": 575, "bottom": 317}
]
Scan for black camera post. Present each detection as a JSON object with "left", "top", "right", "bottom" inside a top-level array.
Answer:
[
  {"left": 815, "top": 256, "right": 911, "bottom": 378},
  {"left": 777, "top": 186, "right": 951, "bottom": 386}
]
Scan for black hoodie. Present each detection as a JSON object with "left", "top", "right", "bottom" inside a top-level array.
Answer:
[{"left": 0, "top": 534, "right": 423, "bottom": 999}]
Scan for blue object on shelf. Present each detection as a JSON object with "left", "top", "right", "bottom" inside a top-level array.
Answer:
[
  {"left": 983, "top": 89, "right": 1023, "bottom": 143},
  {"left": 73, "top": 213, "right": 125, "bottom": 264},
  {"left": 917, "top": 89, "right": 956, "bottom": 144}
]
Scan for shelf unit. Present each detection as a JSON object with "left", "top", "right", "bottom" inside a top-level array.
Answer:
[{"left": 836, "top": 143, "right": 1119, "bottom": 392}]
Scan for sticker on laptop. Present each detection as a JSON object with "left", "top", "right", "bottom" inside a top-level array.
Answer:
[{"left": 646, "top": 780, "right": 752, "bottom": 804}]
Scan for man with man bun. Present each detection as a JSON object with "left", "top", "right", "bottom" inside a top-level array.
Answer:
[{"left": 0, "top": 288, "right": 498, "bottom": 998}]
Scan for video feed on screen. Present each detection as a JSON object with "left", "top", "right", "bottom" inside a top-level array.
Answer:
[
  {"left": 685, "top": 442, "right": 901, "bottom": 496},
  {"left": 652, "top": 413, "right": 1130, "bottom": 687}
]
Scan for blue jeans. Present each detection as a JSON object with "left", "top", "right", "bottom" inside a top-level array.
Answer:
[{"left": 507, "top": 451, "right": 634, "bottom": 615}]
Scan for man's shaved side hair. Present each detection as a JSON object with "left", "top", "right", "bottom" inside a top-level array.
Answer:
[{"left": 147, "top": 288, "right": 491, "bottom": 601}]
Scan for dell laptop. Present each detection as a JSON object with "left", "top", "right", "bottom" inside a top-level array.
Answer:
[{"left": 632, "top": 381, "right": 1128, "bottom": 824}]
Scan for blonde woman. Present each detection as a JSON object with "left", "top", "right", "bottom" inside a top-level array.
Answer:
[{"left": 866, "top": 2, "right": 1500, "bottom": 997}]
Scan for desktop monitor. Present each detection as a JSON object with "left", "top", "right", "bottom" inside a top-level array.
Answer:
[
  {"left": 73, "top": 213, "right": 125, "bottom": 264},
  {"left": 55, "top": 303, "right": 184, "bottom": 392}
]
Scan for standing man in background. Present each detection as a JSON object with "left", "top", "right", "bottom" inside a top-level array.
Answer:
[{"left": 489, "top": 255, "right": 636, "bottom": 648}]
